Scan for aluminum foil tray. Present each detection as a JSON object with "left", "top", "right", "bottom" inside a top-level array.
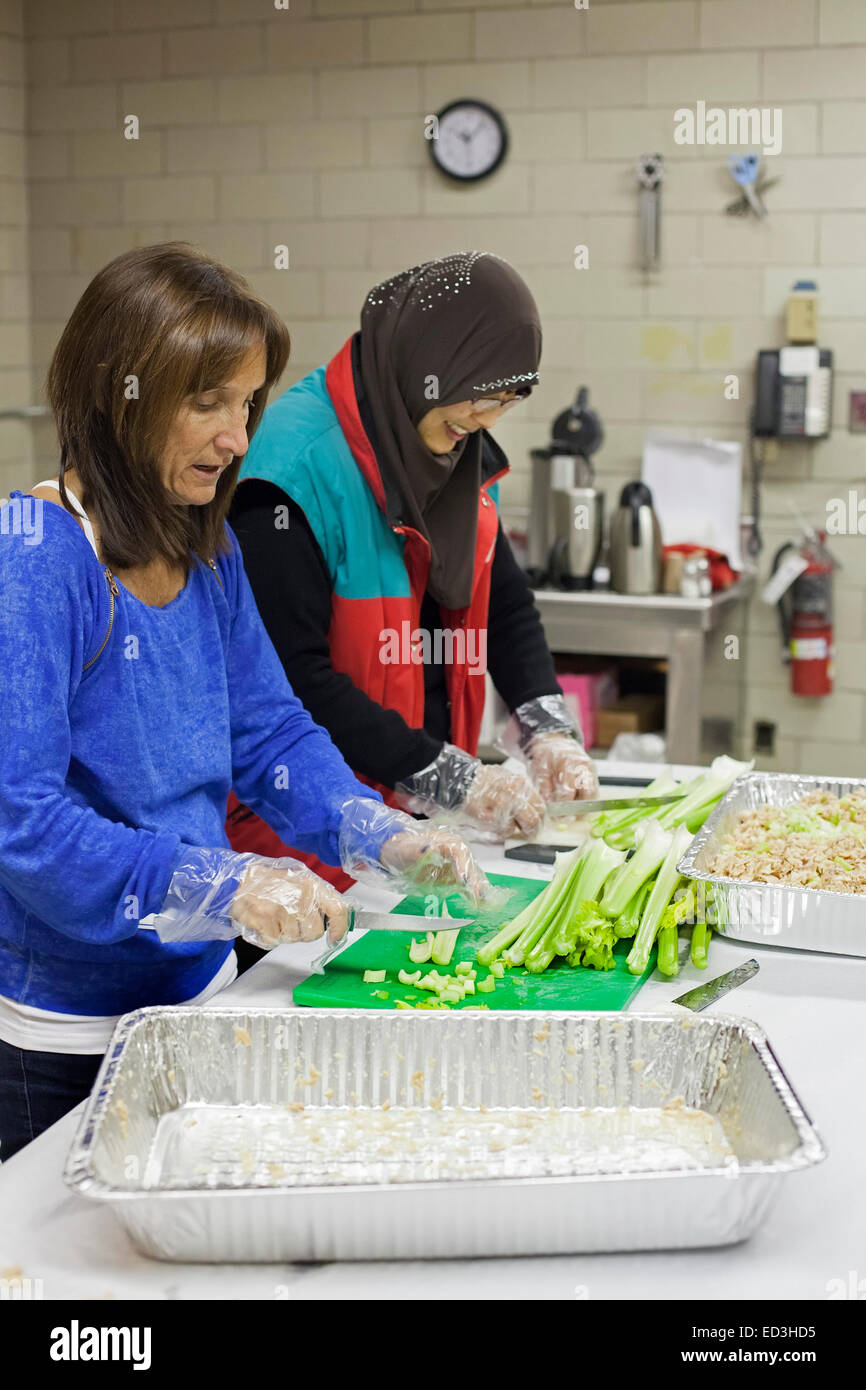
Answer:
[
  {"left": 679, "top": 772, "right": 866, "bottom": 956},
  {"left": 64, "top": 1006, "right": 824, "bottom": 1262}
]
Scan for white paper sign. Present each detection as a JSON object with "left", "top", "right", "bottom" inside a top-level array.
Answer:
[{"left": 641, "top": 436, "right": 744, "bottom": 569}]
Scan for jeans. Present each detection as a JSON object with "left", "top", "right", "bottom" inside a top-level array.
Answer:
[{"left": 0, "top": 1037, "right": 103, "bottom": 1162}]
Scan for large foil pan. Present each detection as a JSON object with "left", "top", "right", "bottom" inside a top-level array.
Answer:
[
  {"left": 64, "top": 1007, "right": 824, "bottom": 1262},
  {"left": 679, "top": 772, "right": 866, "bottom": 956}
]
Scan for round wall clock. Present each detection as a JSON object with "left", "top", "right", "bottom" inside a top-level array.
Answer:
[{"left": 428, "top": 99, "right": 509, "bottom": 183}]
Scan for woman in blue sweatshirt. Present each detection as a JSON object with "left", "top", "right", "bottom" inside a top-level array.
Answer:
[{"left": 0, "top": 243, "right": 491, "bottom": 1161}]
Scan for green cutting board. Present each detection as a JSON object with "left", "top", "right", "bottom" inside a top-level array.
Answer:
[{"left": 294, "top": 872, "right": 656, "bottom": 1013}]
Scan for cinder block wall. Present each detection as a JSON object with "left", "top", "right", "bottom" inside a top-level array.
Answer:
[
  {"left": 0, "top": 0, "right": 32, "bottom": 496},
  {"left": 8, "top": 0, "right": 866, "bottom": 773}
]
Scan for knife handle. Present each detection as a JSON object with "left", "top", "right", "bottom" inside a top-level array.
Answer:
[
  {"left": 310, "top": 906, "right": 357, "bottom": 975},
  {"left": 310, "top": 931, "right": 351, "bottom": 976}
]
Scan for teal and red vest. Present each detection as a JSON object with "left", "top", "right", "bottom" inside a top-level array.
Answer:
[{"left": 226, "top": 337, "right": 506, "bottom": 882}]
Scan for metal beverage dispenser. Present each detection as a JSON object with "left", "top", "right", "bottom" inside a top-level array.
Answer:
[{"left": 527, "top": 387, "right": 605, "bottom": 590}]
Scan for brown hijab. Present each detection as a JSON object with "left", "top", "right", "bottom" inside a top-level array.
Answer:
[{"left": 358, "top": 252, "right": 542, "bottom": 609}]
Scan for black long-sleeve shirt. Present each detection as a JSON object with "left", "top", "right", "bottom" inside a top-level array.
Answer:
[{"left": 231, "top": 475, "right": 560, "bottom": 789}]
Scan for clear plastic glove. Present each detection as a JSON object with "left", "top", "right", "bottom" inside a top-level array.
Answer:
[
  {"left": 150, "top": 847, "right": 349, "bottom": 950},
  {"left": 229, "top": 858, "right": 350, "bottom": 950},
  {"left": 395, "top": 742, "right": 544, "bottom": 842},
  {"left": 527, "top": 732, "right": 600, "bottom": 803},
  {"left": 338, "top": 796, "right": 505, "bottom": 910},
  {"left": 462, "top": 763, "right": 546, "bottom": 839},
  {"left": 498, "top": 694, "right": 598, "bottom": 805}
]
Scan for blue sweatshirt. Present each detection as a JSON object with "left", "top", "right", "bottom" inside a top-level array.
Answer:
[{"left": 0, "top": 492, "right": 381, "bottom": 1015}]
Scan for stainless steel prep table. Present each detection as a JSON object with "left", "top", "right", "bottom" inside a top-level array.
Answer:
[{"left": 532, "top": 576, "right": 755, "bottom": 764}]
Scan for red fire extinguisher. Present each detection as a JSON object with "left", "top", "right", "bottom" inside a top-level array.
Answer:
[{"left": 771, "top": 531, "right": 837, "bottom": 697}]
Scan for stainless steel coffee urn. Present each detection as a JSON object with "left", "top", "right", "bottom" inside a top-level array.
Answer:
[
  {"left": 609, "top": 481, "right": 663, "bottom": 595},
  {"left": 528, "top": 387, "right": 605, "bottom": 590}
]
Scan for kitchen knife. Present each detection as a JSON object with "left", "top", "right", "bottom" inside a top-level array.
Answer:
[
  {"left": 671, "top": 958, "right": 760, "bottom": 1012},
  {"left": 346, "top": 910, "right": 465, "bottom": 935},
  {"left": 311, "top": 909, "right": 468, "bottom": 975},
  {"left": 545, "top": 790, "right": 687, "bottom": 818}
]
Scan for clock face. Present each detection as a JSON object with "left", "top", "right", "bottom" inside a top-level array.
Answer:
[{"left": 430, "top": 100, "right": 508, "bottom": 183}]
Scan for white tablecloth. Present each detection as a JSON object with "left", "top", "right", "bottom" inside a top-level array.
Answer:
[{"left": 1, "top": 764, "right": 863, "bottom": 1300}]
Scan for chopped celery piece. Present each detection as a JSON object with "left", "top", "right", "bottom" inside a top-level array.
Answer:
[
  {"left": 397, "top": 968, "right": 422, "bottom": 986},
  {"left": 477, "top": 975, "right": 496, "bottom": 993},
  {"left": 431, "top": 931, "right": 457, "bottom": 966},
  {"left": 461, "top": 979, "right": 475, "bottom": 995},
  {"left": 440, "top": 989, "right": 461, "bottom": 1003},
  {"left": 490, "top": 961, "right": 505, "bottom": 978},
  {"left": 363, "top": 969, "right": 386, "bottom": 984},
  {"left": 431, "top": 901, "right": 459, "bottom": 966},
  {"left": 373, "top": 990, "right": 390, "bottom": 999},
  {"left": 408, "top": 932, "right": 434, "bottom": 964},
  {"left": 395, "top": 1001, "right": 413, "bottom": 1009},
  {"left": 455, "top": 962, "right": 473, "bottom": 976}
]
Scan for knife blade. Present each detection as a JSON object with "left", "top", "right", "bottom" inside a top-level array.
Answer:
[
  {"left": 545, "top": 790, "right": 687, "bottom": 818},
  {"left": 311, "top": 909, "right": 469, "bottom": 975},
  {"left": 348, "top": 910, "right": 466, "bottom": 934},
  {"left": 671, "top": 958, "right": 760, "bottom": 1012}
]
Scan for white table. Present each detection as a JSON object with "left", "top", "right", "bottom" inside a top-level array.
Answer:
[{"left": 1, "top": 765, "right": 863, "bottom": 1301}]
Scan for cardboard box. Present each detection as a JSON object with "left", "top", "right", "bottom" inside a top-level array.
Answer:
[{"left": 595, "top": 693, "right": 665, "bottom": 748}]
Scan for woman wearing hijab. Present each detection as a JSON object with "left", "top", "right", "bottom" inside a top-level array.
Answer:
[{"left": 227, "top": 253, "right": 598, "bottom": 882}]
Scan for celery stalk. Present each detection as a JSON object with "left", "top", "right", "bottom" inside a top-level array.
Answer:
[
  {"left": 482, "top": 845, "right": 586, "bottom": 967},
  {"left": 547, "top": 840, "right": 626, "bottom": 958},
  {"left": 504, "top": 853, "right": 583, "bottom": 966},
  {"left": 474, "top": 845, "right": 584, "bottom": 966},
  {"left": 613, "top": 879, "right": 651, "bottom": 938},
  {"left": 600, "top": 819, "right": 672, "bottom": 919},
  {"left": 625, "top": 824, "right": 694, "bottom": 975},
  {"left": 691, "top": 919, "right": 711, "bottom": 969},
  {"left": 588, "top": 771, "right": 679, "bottom": 840},
  {"left": 656, "top": 915, "right": 679, "bottom": 977},
  {"left": 657, "top": 756, "right": 753, "bottom": 834}
]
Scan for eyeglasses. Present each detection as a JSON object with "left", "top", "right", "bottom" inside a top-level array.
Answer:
[{"left": 453, "top": 387, "right": 533, "bottom": 417}]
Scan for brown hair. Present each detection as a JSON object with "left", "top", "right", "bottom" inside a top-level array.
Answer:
[{"left": 46, "top": 242, "right": 290, "bottom": 571}]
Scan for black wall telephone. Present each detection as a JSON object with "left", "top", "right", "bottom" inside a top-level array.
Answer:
[{"left": 753, "top": 347, "right": 833, "bottom": 439}]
